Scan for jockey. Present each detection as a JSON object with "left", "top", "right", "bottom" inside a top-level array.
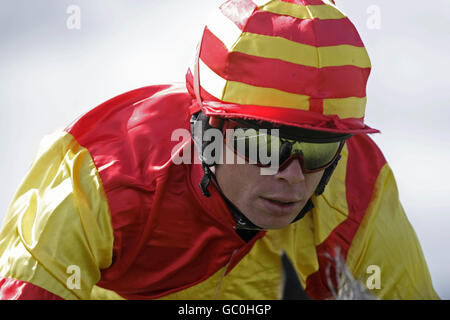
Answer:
[{"left": 0, "top": 0, "right": 439, "bottom": 299}]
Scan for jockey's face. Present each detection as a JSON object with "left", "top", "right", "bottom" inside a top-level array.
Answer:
[{"left": 214, "top": 142, "right": 324, "bottom": 230}]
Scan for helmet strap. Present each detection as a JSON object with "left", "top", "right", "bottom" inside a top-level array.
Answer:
[
  {"left": 314, "top": 155, "right": 342, "bottom": 196},
  {"left": 199, "top": 163, "right": 214, "bottom": 197}
]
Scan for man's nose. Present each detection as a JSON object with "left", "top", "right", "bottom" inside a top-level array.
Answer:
[{"left": 274, "top": 158, "right": 305, "bottom": 185}]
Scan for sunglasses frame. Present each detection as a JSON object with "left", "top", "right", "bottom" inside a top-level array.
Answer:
[{"left": 221, "top": 119, "right": 349, "bottom": 173}]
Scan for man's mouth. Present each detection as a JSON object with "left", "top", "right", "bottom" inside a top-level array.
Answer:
[
  {"left": 260, "top": 197, "right": 302, "bottom": 213},
  {"left": 267, "top": 199, "right": 295, "bottom": 205},
  {"left": 262, "top": 196, "right": 301, "bottom": 204}
]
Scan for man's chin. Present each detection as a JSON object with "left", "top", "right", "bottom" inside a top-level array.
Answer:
[
  {"left": 249, "top": 211, "right": 300, "bottom": 230},
  {"left": 257, "top": 221, "right": 293, "bottom": 230}
]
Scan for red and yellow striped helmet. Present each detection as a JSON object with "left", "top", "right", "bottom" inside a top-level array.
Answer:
[{"left": 187, "top": 0, "right": 379, "bottom": 134}]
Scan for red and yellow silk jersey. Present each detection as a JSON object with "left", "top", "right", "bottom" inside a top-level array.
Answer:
[{"left": 0, "top": 84, "right": 439, "bottom": 300}]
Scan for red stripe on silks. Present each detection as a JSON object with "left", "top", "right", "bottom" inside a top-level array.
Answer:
[
  {"left": 309, "top": 98, "right": 324, "bottom": 114},
  {"left": 245, "top": 11, "right": 365, "bottom": 47},
  {"left": 200, "top": 27, "right": 229, "bottom": 74},
  {"left": 280, "top": 0, "right": 329, "bottom": 6},
  {"left": 304, "top": 135, "right": 387, "bottom": 299},
  {"left": 220, "top": 0, "right": 258, "bottom": 30},
  {"left": 0, "top": 277, "right": 64, "bottom": 300}
]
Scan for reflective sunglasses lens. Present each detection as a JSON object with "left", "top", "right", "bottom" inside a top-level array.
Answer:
[
  {"left": 231, "top": 128, "right": 275, "bottom": 164},
  {"left": 231, "top": 128, "right": 341, "bottom": 170},
  {"left": 293, "top": 141, "right": 341, "bottom": 170}
]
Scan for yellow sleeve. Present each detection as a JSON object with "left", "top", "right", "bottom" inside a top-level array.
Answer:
[
  {"left": 0, "top": 131, "right": 114, "bottom": 300},
  {"left": 346, "top": 164, "right": 439, "bottom": 300}
]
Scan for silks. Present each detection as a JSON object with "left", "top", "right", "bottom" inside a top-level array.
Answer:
[
  {"left": 190, "top": 0, "right": 378, "bottom": 135},
  {"left": 0, "top": 84, "right": 439, "bottom": 300}
]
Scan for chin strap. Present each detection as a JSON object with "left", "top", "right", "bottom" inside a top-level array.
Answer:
[
  {"left": 291, "top": 199, "right": 315, "bottom": 224},
  {"left": 191, "top": 112, "right": 222, "bottom": 198},
  {"left": 314, "top": 155, "right": 342, "bottom": 196},
  {"left": 199, "top": 163, "right": 214, "bottom": 197}
]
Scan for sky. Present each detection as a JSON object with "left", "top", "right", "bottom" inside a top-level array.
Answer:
[{"left": 0, "top": 0, "right": 449, "bottom": 299}]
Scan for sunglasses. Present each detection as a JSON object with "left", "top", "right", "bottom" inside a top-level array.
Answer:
[{"left": 221, "top": 119, "right": 350, "bottom": 173}]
